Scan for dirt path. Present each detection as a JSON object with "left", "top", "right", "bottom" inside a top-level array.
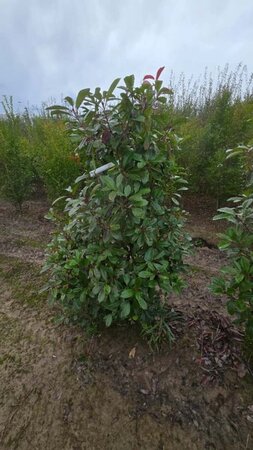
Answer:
[{"left": 0, "top": 200, "right": 253, "bottom": 450}]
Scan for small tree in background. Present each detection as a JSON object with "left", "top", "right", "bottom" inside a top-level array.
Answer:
[
  {"left": 0, "top": 97, "right": 34, "bottom": 210},
  {"left": 43, "top": 68, "right": 191, "bottom": 345},
  {"left": 31, "top": 118, "right": 81, "bottom": 201}
]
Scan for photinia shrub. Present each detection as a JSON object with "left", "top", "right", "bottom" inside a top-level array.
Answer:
[
  {"left": 211, "top": 143, "right": 253, "bottom": 346},
  {"left": 43, "top": 68, "right": 191, "bottom": 344}
]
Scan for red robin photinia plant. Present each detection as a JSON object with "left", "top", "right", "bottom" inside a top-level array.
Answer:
[{"left": 43, "top": 67, "right": 190, "bottom": 346}]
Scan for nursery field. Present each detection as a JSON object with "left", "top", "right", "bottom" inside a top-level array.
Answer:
[{"left": 0, "top": 197, "right": 252, "bottom": 450}]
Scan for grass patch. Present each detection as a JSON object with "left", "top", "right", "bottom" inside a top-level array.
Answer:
[
  {"left": 14, "top": 237, "right": 46, "bottom": 249},
  {"left": 0, "top": 254, "right": 47, "bottom": 307},
  {"left": 0, "top": 312, "right": 22, "bottom": 343}
]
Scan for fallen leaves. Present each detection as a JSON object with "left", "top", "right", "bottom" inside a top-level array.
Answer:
[
  {"left": 188, "top": 310, "right": 246, "bottom": 382},
  {"left": 128, "top": 347, "right": 136, "bottom": 359}
]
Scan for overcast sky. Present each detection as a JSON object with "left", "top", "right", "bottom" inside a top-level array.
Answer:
[{"left": 0, "top": 0, "right": 253, "bottom": 111}]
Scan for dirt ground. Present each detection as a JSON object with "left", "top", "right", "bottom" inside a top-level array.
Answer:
[{"left": 0, "top": 197, "right": 253, "bottom": 450}]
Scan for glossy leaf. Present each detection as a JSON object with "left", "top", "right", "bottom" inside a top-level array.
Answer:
[
  {"left": 107, "top": 77, "right": 121, "bottom": 98},
  {"left": 121, "top": 301, "right": 131, "bottom": 318},
  {"left": 156, "top": 66, "right": 165, "bottom": 80},
  {"left": 143, "top": 74, "right": 155, "bottom": 81},
  {"left": 121, "top": 289, "right": 134, "bottom": 298},
  {"left": 105, "top": 314, "right": 113, "bottom": 327},
  {"left": 124, "top": 75, "right": 135, "bottom": 91},
  {"left": 75, "top": 89, "right": 90, "bottom": 109},
  {"left": 64, "top": 96, "right": 74, "bottom": 106}
]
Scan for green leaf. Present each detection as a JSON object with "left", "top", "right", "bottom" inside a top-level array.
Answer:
[
  {"left": 75, "top": 173, "right": 87, "bottom": 184},
  {"left": 46, "top": 105, "right": 69, "bottom": 111},
  {"left": 132, "top": 208, "right": 145, "bottom": 219},
  {"left": 155, "top": 80, "right": 163, "bottom": 91},
  {"left": 98, "top": 290, "right": 105, "bottom": 303},
  {"left": 213, "top": 213, "right": 237, "bottom": 224},
  {"left": 105, "top": 314, "right": 113, "bottom": 327},
  {"left": 124, "top": 75, "right": 135, "bottom": 91},
  {"left": 138, "top": 188, "right": 151, "bottom": 195},
  {"left": 121, "top": 289, "right": 134, "bottom": 298},
  {"left": 121, "top": 301, "right": 131, "bottom": 318},
  {"left": 116, "top": 173, "right": 123, "bottom": 188},
  {"left": 75, "top": 88, "right": 90, "bottom": 109},
  {"left": 47, "top": 107, "right": 71, "bottom": 116},
  {"left": 142, "top": 171, "right": 149, "bottom": 184},
  {"left": 94, "top": 87, "right": 102, "bottom": 100},
  {"left": 133, "top": 154, "right": 144, "bottom": 162},
  {"left": 92, "top": 284, "right": 102, "bottom": 295},
  {"left": 144, "top": 248, "right": 154, "bottom": 261},
  {"left": 64, "top": 96, "right": 74, "bottom": 106},
  {"left": 107, "top": 77, "right": 121, "bottom": 98},
  {"left": 129, "top": 193, "right": 143, "bottom": 201},
  {"left": 104, "top": 284, "right": 111, "bottom": 295},
  {"left": 172, "top": 197, "right": 179, "bottom": 206},
  {"left": 217, "top": 207, "right": 236, "bottom": 215},
  {"left": 132, "top": 315, "right": 139, "bottom": 321},
  {"left": 109, "top": 191, "right": 117, "bottom": 202},
  {"left": 102, "top": 175, "right": 115, "bottom": 190},
  {"left": 138, "top": 271, "right": 151, "bottom": 278},
  {"left": 124, "top": 185, "right": 131, "bottom": 196},
  {"left": 157, "top": 96, "right": 167, "bottom": 104},
  {"left": 240, "top": 257, "right": 250, "bottom": 273},
  {"left": 226, "top": 150, "right": 243, "bottom": 159},
  {"left": 159, "top": 87, "right": 173, "bottom": 95},
  {"left": 110, "top": 223, "right": 120, "bottom": 231},
  {"left": 137, "top": 161, "right": 146, "bottom": 169},
  {"left": 52, "top": 195, "right": 66, "bottom": 206},
  {"left": 123, "top": 274, "right": 130, "bottom": 285},
  {"left": 135, "top": 115, "right": 145, "bottom": 123},
  {"left": 111, "top": 231, "right": 122, "bottom": 240},
  {"left": 136, "top": 296, "right": 148, "bottom": 310},
  {"left": 131, "top": 197, "right": 148, "bottom": 207},
  {"left": 219, "top": 241, "right": 231, "bottom": 250}
]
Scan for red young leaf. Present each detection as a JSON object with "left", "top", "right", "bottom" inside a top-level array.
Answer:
[
  {"left": 102, "top": 129, "right": 111, "bottom": 144},
  {"left": 156, "top": 66, "right": 165, "bottom": 80},
  {"left": 143, "top": 74, "right": 155, "bottom": 80}
]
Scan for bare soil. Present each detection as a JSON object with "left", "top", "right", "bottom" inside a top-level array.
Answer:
[{"left": 0, "top": 198, "right": 253, "bottom": 450}]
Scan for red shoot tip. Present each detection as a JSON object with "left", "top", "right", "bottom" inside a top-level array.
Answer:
[
  {"left": 156, "top": 66, "right": 165, "bottom": 80},
  {"left": 143, "top": 74, "right": 155, "bottom": 81}
]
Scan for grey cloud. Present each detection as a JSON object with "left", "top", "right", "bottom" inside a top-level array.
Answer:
[{"left": 0, "top": 0, "right": 253, "bottom": 110}]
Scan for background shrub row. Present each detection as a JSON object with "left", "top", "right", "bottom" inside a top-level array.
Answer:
[{"left": 1, "top": 65, "right": 253, "bottom": 208}]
